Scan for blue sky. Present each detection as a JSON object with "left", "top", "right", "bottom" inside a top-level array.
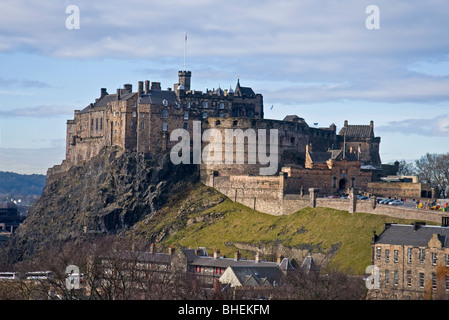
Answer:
[{"left": 1, "top": 0, "right": 449, "bottom": 174}]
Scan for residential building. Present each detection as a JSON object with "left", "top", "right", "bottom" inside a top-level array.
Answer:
[{"left": 369, "top": 217, "right": 449, "bottom": 299}]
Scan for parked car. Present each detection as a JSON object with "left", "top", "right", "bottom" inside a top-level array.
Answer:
[{"left": 389, "top": 200, "right": 403, "bottom": 206}]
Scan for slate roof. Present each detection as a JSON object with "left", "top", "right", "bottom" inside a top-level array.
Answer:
[
  {"left": 339, "top": 125, "right": 373, "bottom": 138},
  {"left": 308, "top": 151, "right": 332, "bottom": 164},
  {"left": 189, "top": 256, "right": 279, "bottom": 269},
  {"left": 375, "top": 224, "right": 449, "bottom": 248},
  {"left": 138, "top": 90, "right": 179, "bottom": 106},
  {"left": 283, "top": 115, "right": 305, "bottom": 123},
  {"left": 235, "top": 80, "right": 256, "bottom": 98},
  {"left": 225, "top": 265, "right": 284, "bottom": 286}
]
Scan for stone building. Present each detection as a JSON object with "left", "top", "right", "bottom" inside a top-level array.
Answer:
[
  {"left": 55, "top": 70, "right": 382, "bottom": 178},
  {"left": 367, "top": 175, "right": 434, "bottom": 199},
  {"left": 62, "top": 71, "right": 264, "bottom": 168},
  {"left": 369, "top": 218, "right": 449, "bottom": 300}
]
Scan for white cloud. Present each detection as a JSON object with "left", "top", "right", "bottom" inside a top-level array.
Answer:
[
  {"left": 378, "top": 114, "right": 449, "bottom": 137},
  {"left": 0, "top": 105, "right": 75, "bottom": 118}
]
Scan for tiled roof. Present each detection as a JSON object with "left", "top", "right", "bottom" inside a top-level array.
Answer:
[{"left": 339, "top": 125, "right": 373, "bottom": 138}]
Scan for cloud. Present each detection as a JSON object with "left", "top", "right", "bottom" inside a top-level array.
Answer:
[
  {"left": 0, "top": 105, "right": 75, "bottom": 118},
  {"left": 377, "top": 114, "right": 449, "bottom": 137},
  {"left": 0, "top": 77, "right": 52, "bottom": 89}
]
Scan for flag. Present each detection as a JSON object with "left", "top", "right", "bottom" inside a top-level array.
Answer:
[
  {"left": 270, "top": 105, "right": 273, "bottom": 110},
  {"left": 185, "top": 32, "right": 187, "bottom": 41}
]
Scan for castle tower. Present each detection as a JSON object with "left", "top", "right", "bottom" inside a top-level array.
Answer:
[{"left": 178, "top": 70, "right": 191, "bottom": 91}]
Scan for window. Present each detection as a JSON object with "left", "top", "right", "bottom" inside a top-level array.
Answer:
[
  {"left": 385, "top": 270, "right": 390, "bottom": 285},
  {"left": 394, "top": 250, "right": 399, "bottom": 263},
  {"left": 376, "top": 247, "right": 381, "bottom": 261},
  {"left": 446, "top": 275, "right": 449, "bottom": 291},
  {"left": 183, "top": 122, "right": 188, "bottom": 130},
  {"left": 100, "top": 118, "right": 103, "bottom": 131},
  {"left": 132, "top": 111, "right": 136, "bottom": 118},
  {"left": 140, "top": 121, "right": 145, "bottom": 130},
  {"left": 219, "top": 112, "right": 225, "bottom": 118},
  {"left": 186, "top": 101, "right": 191, "bottom": 109},
  {"left": 419, "top": 248, "right": 425, "bottom": 264},
  {"left": 333, "top": 177, "right": 337, "bottom": 188},
  {"left": 219, "top": 102, "right": 224, "bottom": 109},
  {"left": 351, "top": 177, "right": 355, "bottom": 188},
  {"left": 162, "top": 99, "right": 168, "bottom": 106},
  {"left": 385, "top": 249, "right": 390, "bottom": 262},
  {"left": 406, "top": 270, "right": 412, "bottom": 287},
  {"left": 419, "top": 273, "right": 424, "bottom": 288},
  {"left": 162, "top": 122, "right": 168, "bottom": 131},
  {"left": 113, "top": 111, "right": 116, "bottom": 117},
  {"left": 203, "top": 101, "right": 208, "bottom": 108},
  {"left": 446, "top": 254, "right": 449, "bottom": 267},
  {"left": 432, "top": 273, "right": 437, "bottom": 290},
  {"left": 407, "top": 248, "right": 412, "bottom": 263},
  {"left": 184, "top": 111, "right": 189, "bottom": 120},
  {"left": 162, "top": 109, "right": 168, "bottom": 118},
  {"left": 202, "top": 112, "right": 208, "bottom": 119},
  {"left": 432, "top": 253, "right": 437, "bottom": 265},
  {"left": 393, "top": 270, "right": 398, "bottom": 286}
]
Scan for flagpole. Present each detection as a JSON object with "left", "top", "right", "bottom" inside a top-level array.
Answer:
[{"left": 184, "top": 33, "right": 186, "bottom": 71}]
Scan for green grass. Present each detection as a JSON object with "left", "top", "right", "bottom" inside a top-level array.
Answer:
[{"left": 132, "top": 183, "right": 422, "bottom": 274}]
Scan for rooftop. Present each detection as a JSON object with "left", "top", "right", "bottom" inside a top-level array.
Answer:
[{"left": 375, "top": 223, "right": 449, "bottom": 248}]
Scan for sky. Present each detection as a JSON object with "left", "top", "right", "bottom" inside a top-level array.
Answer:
[{"left": 0, "top": 0, "right": 449, "bottom": 174}]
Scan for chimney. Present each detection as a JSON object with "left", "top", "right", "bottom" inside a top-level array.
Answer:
[
  {"left": 100, "top": 88, "right": 107, "bottom": 99},
  {"left": 138, "top": 81, "right": 143, "bottom": 97},
  {"left": 117, "top": 88, "right": 121, "bottom": 100},
  {"left": 168, "top": 246, "right": 175, "bottom": 255},
  {"left": 124, "top": 84, "right": 132, "bottom": 93},
  {"left": 145, "top": 80, "right": 150, "bottom": 93},
  {"left": 255, "top": 251, "right": 261, "bottom": 263},
  {"left": 151, "top": 82, "right": 161, "bottom": 90},
  {"left": 214, "top": 249, "right": 221, "bottom": 259},
  {"left": 370, "top": 120, "right": 374, "bottom": 128},
  {"left": 195, "top": 248, "right": 201, "bottom": 256},
  {"left": 277, "top": 254, "right": 284, "bottom": 264},
  {"left": 413, "top": 221, "right": 426, "bottom": 231},
  {"left": 344, "top": 120, "right": 348, "bottom": 127},
  {"left": 442, "top": 216, "right": 449, "bottom": 227},
  {"left": 234, "top": 250, "right": 241, "bottom": 261},
  {"left": 149, "top": 243, "right": 155, "bottom": 254}
]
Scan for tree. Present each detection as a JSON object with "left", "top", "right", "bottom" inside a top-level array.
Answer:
[
  {"left": 415, "top": 153, "right": 449, "bottom": 199},
  {"left": 396, "top": 160, "right": 416, "bottom": 176}
]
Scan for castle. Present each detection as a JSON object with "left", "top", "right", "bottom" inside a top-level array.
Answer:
[{"left": 49, "top": 70, "right": 391, "bottom": 214}]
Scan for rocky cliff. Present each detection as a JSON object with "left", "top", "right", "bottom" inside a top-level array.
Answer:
[{"left": 7, "top": 147, "right": 199, "bottom": 261}]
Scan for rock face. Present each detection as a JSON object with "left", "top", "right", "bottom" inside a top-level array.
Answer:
[{"left": 8, "top": 147, "right": 199, "bottom": 261}]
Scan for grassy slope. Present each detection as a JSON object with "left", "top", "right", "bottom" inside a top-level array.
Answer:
[{"left": 131, "top": 183, "right": 422, "bottom": 274}]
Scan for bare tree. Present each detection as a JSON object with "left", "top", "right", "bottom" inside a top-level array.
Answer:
[{"left": 415, "top": 153, "right": 449, "bottom": 198}]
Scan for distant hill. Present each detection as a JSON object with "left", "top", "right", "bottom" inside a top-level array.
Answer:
[{"left": 0, "top": 171, "right": 46, "bottom": 197}]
